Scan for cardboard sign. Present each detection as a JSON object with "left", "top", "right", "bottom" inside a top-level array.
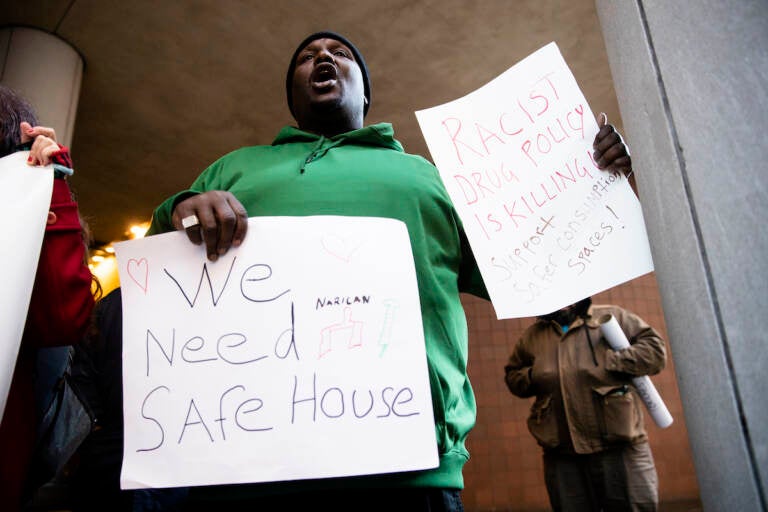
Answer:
[
  {"left": 115, "top": 216, "right": 437, "bottom": 489},
  {"left": 0, "top": 152, "right": 52, "bottom": 419},
  {"left": 416, "top": 42, "right": 654, "bottom": 318}
]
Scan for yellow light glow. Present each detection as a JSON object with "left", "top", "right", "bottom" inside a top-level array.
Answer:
[
  {"left": 129, "top": 222, "right": 150, "bottom": 239},
  {"left": 89, "top": 253, "right": 120, "bottom": 295}
]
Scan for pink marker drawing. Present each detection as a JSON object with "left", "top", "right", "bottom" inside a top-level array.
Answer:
[
  {"left": 127, "top": 257, "right": 149, "bottom": 293},
  {"left": 321, "top": 234, "right": 362, "bottom": 263},
  {"left": 319, "top": 307, "right": 364, "bottom": 358}
]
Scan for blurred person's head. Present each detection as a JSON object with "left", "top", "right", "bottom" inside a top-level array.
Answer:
[
  {"left": 0, "top": 85, "right": 38, "bottom": 158},
  {"left": 540, "top": 297, "right": 592, "bottom": 326}
]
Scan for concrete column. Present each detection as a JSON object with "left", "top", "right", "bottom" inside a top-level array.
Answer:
[
  {"left": 595, "top": 1, "right": 768, "bottom": 510},
  {"left": 0, "top": 27, "right": 83, "bottom": 148}
]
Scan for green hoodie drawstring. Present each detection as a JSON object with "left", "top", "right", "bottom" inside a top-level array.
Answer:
[
  {"left": 299, "top": 136, "right": 348, "bottom": 174},
  {"left": 300, "top": 136, "right": 326, "bottom": 174}
]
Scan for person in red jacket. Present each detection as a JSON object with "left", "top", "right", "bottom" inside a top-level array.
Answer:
[{"left": 0, "top": 85, "right": 96, "bottom": 509}]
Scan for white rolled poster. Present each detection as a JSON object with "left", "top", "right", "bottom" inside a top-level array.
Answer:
[{"left": 598, "top": 314, "right": 673, "bottom": 429}]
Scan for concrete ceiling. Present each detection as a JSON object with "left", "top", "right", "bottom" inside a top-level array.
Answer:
[{"left": 1, "top": 0, "right": 621, "bottom": 245}]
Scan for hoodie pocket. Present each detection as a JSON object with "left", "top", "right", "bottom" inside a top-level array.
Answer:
[{"left": 527, "top": 395, "right": 559, "bottom": 449}]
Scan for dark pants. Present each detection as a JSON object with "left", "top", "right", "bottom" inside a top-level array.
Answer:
[
  {"left": 543, "top": 442, "right": 658, "bottom": 512},
  {"left": 182, "top": 487, "right": 464, "bottom": 512}
]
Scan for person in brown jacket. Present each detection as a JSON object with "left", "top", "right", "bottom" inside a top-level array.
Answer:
[{"left": 504, "top": 297, "right": 666, "bottom": 512}]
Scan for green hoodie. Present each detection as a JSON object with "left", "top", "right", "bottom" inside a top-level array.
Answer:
[{"left": 147, "top": 123, "right": 488, "bottom": 493}]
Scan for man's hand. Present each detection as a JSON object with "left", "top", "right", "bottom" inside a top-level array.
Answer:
[
  {"left": 21, "top": 122, "right": 60, "bottom": 166},
  {"left": 593, "top": 113, "right": 632, "bottom": 176},
  {"left": 172, "top": 191, "right": 249, "bottom": 261}
]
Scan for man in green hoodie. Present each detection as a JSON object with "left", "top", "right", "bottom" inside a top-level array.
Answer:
[{"left": 146, "top": 31, "right": 632, "bottom": 511}]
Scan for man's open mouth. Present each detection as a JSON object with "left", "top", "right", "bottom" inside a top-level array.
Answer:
[{"left": 311, "top": 63, "right": 338, "bottom": 90}]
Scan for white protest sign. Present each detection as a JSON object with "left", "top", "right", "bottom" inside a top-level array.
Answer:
[
  {"left": 416, "top": 42, "right": 654, "bottom": 318},
  {"left": 115, "top": 216, "right": 437, "bottom": 489},
  {"left": 0, "top": 152, "right": 52, "bottom": 420}
]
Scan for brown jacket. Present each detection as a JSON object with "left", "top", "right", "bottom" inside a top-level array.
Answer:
[{"left": 504, "top": 303, "right": 666, "bottom": 454}]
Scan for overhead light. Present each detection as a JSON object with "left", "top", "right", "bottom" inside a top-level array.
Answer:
[{"left": 128, "top": 221, "right": 151, "bottom": 239}]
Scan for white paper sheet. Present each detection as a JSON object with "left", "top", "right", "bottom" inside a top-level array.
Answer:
[
  {"left": 598, "top": 313, "right": 673, "bottom": 428},
  {"left": 416, "top": 42, "right": 654, "bottom": 318},
  {"left": 115, "top": 216, "right": 437, "bottom": 489},
  {"left": 0, "top": 151, "right": 53, "bottom": 420}
]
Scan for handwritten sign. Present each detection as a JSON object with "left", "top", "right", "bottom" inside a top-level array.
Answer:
[
  {"left": 0, "top": 152, "right": 52, "bottom": 419},
  {"left": 115, "top": 216, "right": 437, "bottom": 489},
  {"left": 415, "top": 42, "right": 654, "bottom": 318}
]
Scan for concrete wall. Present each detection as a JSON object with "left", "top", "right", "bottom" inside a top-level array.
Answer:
[
  {"left": 0, "top": 27, "right": 82, "bottom": 147},
  {"left": 595, "top": 1, "right": 768, "bottom": 510}
]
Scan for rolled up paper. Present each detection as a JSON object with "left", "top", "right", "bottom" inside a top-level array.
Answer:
[{"left": 598, "top": 314, "right": 673, "bottom": 429}]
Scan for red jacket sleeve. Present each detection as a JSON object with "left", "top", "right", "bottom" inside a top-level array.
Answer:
[{"left": 23, "top": 170, "right": 95, "bottom": 347}]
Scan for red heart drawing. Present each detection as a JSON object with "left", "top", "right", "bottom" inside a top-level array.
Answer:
[
  {"left": 321, "top": 234, "right": 361, "bottom": 263},
  {"left": 127, "top": 258, "right": 149, "bottom": 293}
]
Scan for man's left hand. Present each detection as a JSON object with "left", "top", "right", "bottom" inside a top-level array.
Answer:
[{"left": 593, "top": 113, "right": 632, "bottom": 176}]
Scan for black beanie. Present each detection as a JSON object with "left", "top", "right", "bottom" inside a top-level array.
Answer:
[{"left": 286, "top": 31, "right": 371, "bottom": 118}]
